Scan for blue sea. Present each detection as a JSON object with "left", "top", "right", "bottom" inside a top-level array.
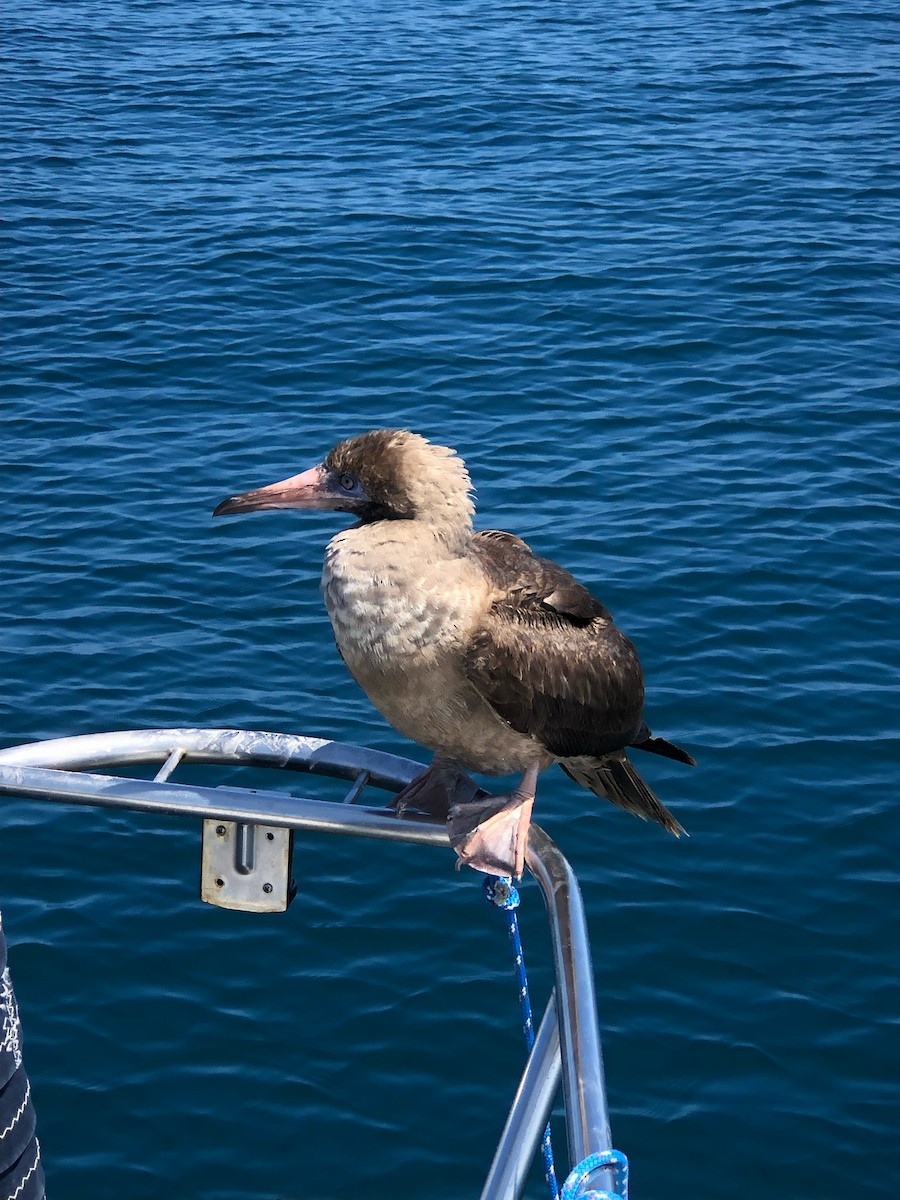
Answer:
[{"left": 2, "top": 2, "right": 899, "bottom": 1197}]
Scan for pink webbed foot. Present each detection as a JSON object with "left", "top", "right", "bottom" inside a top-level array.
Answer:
[{"left": 447, "top": 762, "right": 540, "bottom": 879}]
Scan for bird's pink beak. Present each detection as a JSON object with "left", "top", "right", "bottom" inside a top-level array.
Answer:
[{"left": 213, "top": 465, "right": 328, "bottom": 517}]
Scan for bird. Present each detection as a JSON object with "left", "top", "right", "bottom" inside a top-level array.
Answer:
[{"left": 213, "top": 429, "right": 694, "bottom": 878}]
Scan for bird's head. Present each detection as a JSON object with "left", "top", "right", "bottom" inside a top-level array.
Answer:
[{"left": 214, "top": 429, "right": 475, "bottom": 547}]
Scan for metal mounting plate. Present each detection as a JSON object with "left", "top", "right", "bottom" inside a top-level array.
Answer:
[{"left": 201, "top": 818, "right": 296, "bottom": 912}]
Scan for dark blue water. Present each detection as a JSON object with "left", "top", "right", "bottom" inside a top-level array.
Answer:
[{"left": 3, "top": 2, "right": 899, "bottom": 1197}]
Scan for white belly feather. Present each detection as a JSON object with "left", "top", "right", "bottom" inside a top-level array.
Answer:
[{"left": 321, "top": 528, "right": 545, "bottom": 774}]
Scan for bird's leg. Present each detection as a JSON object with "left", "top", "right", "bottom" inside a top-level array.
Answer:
[
  {"left": 447, "top": 760, "right": 540, "bottom": 880},
  {"left": 389, "top": 755, "right": 483, "bottom": 821}
]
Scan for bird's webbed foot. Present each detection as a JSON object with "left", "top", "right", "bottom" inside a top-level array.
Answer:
[
  {"left": 389, "top": 757, "right": 483, "bottom": 821},
  {"left": 447, "top": 763, "right": 539, "bottom": 880}
]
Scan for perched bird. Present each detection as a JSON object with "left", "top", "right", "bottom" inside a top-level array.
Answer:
[{"left": 214, "top": 429, "right": 694, "bottom": 877}]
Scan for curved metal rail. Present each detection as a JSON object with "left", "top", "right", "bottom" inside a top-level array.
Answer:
[{"left": 0, "top": 728, "right": 617, "bottom": 1198}]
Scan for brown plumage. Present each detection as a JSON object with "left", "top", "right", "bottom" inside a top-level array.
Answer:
[{"left": 214, "top": 429, "right": 694, "bottom": 872}]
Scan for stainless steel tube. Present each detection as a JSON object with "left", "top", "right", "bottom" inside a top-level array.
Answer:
[
  {"left": 526, "top": 825, "right": 617, "bottom": 1196},
  {"left": 0, "top": 727, "right": 423, "bottom": 791},
  {"left": 480, "top": 992, "right": 562, "bottom": 1200},
  {"left": 0, "top": 763, "right": 449, "bottom": 847}
]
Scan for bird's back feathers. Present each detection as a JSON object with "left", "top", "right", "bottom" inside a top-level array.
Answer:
[
  {"left": 465, "top": 529, "right": 646, "bottom": 759},
  {"left": 467, "top": 529, "right": 694, "bottom": 835}
]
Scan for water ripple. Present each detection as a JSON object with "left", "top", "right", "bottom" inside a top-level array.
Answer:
[{"left": 3, "top": 2, "right": 900, "bottom": 1197}]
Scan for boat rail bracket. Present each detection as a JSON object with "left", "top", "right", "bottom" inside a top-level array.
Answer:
[{"left": 201, "top": 803, "right": 296, "bottom": 912}]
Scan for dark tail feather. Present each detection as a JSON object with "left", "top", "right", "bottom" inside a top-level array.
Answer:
[
  {"left": 630, "top": 731, "right": 696, "bottom": 767},
  {"left": 561, "top": 755, "right": 687, "bottom": 837}
]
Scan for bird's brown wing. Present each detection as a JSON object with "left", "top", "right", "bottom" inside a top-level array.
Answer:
[{"left": 466, "top": 531, "right": 645, "bottom": 759}]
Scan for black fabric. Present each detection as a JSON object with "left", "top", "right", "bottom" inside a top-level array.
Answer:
[{"left": 0, "top": 915, "right": 46, "bottom": 1200}]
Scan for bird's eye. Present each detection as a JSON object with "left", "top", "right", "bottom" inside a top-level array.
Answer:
[{"left": 339, "top": 473, "right": 357, "bottom": 491}]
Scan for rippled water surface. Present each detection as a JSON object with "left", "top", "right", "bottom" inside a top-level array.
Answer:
[{"left": 3, "top": 2, "right": 899, "bottom": 1197}]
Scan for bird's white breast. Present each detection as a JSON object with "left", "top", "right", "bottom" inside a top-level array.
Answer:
[
  {"left": 322, "top": 528, "right": 479, "bottom": 663},
  {"left": 319, "top": 526, "right": 542, "bottom": 773}
]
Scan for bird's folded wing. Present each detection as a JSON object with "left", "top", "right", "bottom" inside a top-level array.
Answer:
[{"left": 466, "top": 531, "right": 645, "bottom": 758}]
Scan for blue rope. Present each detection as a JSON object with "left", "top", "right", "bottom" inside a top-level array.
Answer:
[
  {"left": 484, "top": 876, "right": 631, "bottom": 1200},
  {"left": 559, "top": 1150, "right": 629, "bottom": 1200},
  {"left": 484, "top": 875, "right": 559, "bottom": 1200}
]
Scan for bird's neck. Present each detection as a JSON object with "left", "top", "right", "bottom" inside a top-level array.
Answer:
[{"left": 341, "top": 515, "right": 471, "bottom": 560}]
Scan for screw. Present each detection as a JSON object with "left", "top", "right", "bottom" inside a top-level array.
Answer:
[
  {"left": 262, "top": 883, "right": 273, "bottom": 894},
  {"left": 215, "top": 877, "right": 224, "bottom": 888},
  {"left": 265, "top": 832, "right": 274, "bottom": 841},
  {"left": 216, "top": 825, "right": 226, "bottom": 836}
]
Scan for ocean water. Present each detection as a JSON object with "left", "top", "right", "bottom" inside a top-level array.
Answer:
[{"left": 2, "top": 2, "right": 899, "bottom": 1197}]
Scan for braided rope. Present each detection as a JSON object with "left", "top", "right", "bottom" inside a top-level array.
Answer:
[
  {"left": 559, "top": 1149, "right": 629, "bottom": 1200},
  {"left": 484, "top": 876, "right": 559, "bottom": 1200},
  {"left": 484, "top": 877, "right": 630, "bottom": 1200}
]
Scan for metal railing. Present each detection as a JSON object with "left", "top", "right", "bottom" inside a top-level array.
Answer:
[{"left": 0, "top": 728, "right": 618, "bottom": 1199}]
